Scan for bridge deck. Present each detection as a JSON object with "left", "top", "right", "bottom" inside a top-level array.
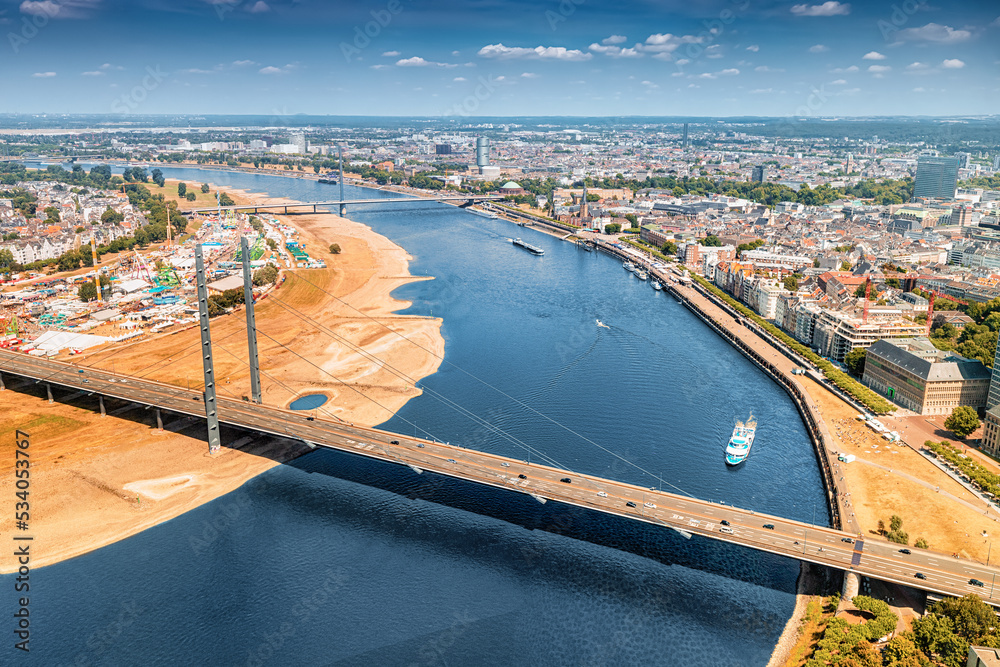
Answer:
[
  {"left": 2, "top": 348, "right": 997, "bottom": 602},
  {"left": 190, "top": 195, "right": 503, "bottom": 214}
]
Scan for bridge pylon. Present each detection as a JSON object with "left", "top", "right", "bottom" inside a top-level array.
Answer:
[
  {"left": 195, "top": 244, "right": 223, "bottom": 454},
  {"left": 240, "top": 237, "right": 262, "bottom": 403}
]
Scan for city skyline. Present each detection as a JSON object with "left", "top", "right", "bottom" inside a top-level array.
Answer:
[{"left": 1, "top": 0, "right": 998, "bottom": 117}]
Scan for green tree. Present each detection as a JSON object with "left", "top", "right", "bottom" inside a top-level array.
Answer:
[
  {"left": 890, "top": 515, "right": 903, "bottom": 532},
  {"left": 604, "top": 223, "right": 622, "bottom": 234},
  {"left": 329, "top": 243, "right": 341, "bottom": 254},
  {"left": 915, "top": 537, "right": 928, "bottom": 549},
  {"left": 77, "top": 282, "right": 97, "bottom": 302},
  {"left": 661, "top": 241, "right": 678, "bottom": 255},
  {"left": 783, "top": 275, "right": 799, "bottom": 292},
  {"left": 944, "top": 405, "right": 980, "bottom": 438},
  {"left": 201, "top": 183, "right": 210, "bottom": 193},
  {"left": 844, "top": 348, "right": 867, "bottom": 377},
  {"left": 700, "top": 234, "right": 722, "bottom": 247},
  {"left": 177, "top": 182, "right": 187, "bottom": 197},
  {"left": 44, "top": 206, "right": 60, "bottom": 223},
  {"left": 218, "top": 191, "right": 235, "bottom": 206},
  {"left": 101, "top": 207, "right": 125, "bottom": 225},
  {"left": 186, "top": 191, "right": 196, "bottom": 201},
  {"left": 252, "top": 264, "right": 278, "bottom": 286},
  {"left": 840, "top": 260, "right": 852, "bottom": 271}
]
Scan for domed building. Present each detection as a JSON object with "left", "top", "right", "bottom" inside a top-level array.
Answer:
[{"left": 498, "top": 181, "right": 524, "bottom": 195}]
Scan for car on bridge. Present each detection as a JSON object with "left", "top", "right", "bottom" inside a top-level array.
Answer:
[
  {"left": 914, "top": 573, "right": 927, "bottom": 580},
  {"left": 626, "top": 501, "right": 636, "bottom": 508},
  {"left": 390, "top": 440, "right": 399, "bottom": 445},
  {"left": 560, "top": 478, "right": 572, "bottom": 484},
  {"left": 719, "top": 527, "right": 734, "bottom": 534},
  {"left": 899, "top": 548, "right": 911, "bottom": 555},
  {"left": 841, "top": 537, "right": 854, "bottom": 544},
  {"left": 721, "top": 520, "right": 730, "bottom": 526},
  {"left": 762, "top": 524, "right": 775, "bottom": 530},
  {"left": 970, "top": 579, "right": 985, "bottom": 587},
  {"left": 643, "top": 502, "right": 656, "bottom": 509},
  {"left": 597, "top": 492, "right": 607, "bottom": 498}
]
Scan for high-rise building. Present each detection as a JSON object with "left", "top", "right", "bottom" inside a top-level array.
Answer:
[
  {"left": 682, "top": 122, "right": 689, "bottom": 149},
  {"left": 476, "top": 136, "right": 490, "bottom": 173},
  {"left": 435, "top": 144, "right": 452, "bottom": 155},
  {"left": 993, "top": 154, "right": 1000, "bottom": 171},
  {"left": 913, "top": 156, "right": 958, "bottom": 201},
  {"left": 290, "top": 133, "right": 306, "bottom": 155},
  {"left": 955, "top": 152, "right": 970, "bottom": 169},
  {"left": 751, "top": 165, "right": 766, "bottom": 183}
]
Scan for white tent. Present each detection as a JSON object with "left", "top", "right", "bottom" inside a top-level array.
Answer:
[{"left": 32, "top": 330, "right": 110, "bottom": 353}]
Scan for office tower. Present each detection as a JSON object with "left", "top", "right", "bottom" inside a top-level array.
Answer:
[
  {"left": 913, "top": 156, "right": 958, "bottom": 201},
  {"left": 751, "top": 165, "right": 766, "bottom": 183}
]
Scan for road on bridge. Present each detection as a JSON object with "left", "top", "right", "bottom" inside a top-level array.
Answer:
[{"left": 3, "top": 348, "right": 999, "bottom": 602}]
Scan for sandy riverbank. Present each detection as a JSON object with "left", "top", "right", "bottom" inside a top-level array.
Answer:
[{"left": 0, "top": 185, "right": 445, "bottom": 573}]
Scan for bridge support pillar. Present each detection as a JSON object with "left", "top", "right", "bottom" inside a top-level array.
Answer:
[
  {"left": 156, "top": 408, "right": 164, "bottom": 432},
  {"left": 240, "top": 237, "right": 262, "bottom": 403},
  {"left": 195, "top": 244, "right": 223, "bottom": 454},
  {"left": 99, "top": 394, "right": 105, "bottom": 417},
  {"left": 46, "top": 383, "right": 53, "bottom": 404},
  {"left": 842, "top": 571, "right": 860, "bottom": 600}
]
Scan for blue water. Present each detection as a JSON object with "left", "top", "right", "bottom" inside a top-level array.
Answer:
[
  {"left": 7, "top": 164, "right": 829, "bottom": 665},
  {"left": 289, "top": 393, "right": 329, "bottom": 410}
]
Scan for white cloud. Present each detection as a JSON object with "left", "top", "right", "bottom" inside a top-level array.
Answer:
[
  {"left": 750, "top": 88, "right": 773, "bottom": 94},
  {"left": 895, "top": 23, "right": 972, "bottom": 44},
  {"left": 369, "top": 64, "right": 388, "bottom": 70},
  {"left": 676, "top": 59, "right": 690, "bottom": 66},
  {"left": 231, "top": 60, "right": 256, "bottom": 67},
  {"left": 830, "top": 78, "right": 847, "bottom": 84},
  {"left": 520, "top": 72, "right": 537, "bottom": 78},
  {"left": 258, "top": 66, "right": 284, "bottom": 75},
  {"left": 687, "top": 83, "right": 699, "bottom": 88},
  {"left": 831, "top": 65, "right": 859, "bottom": 73},
  {"left": 32, "top": 71, "right": 56, "bottom": 77},
  {"left": 913, "top": 87, "right": 927, "bottom": 92},
  {"left": 396, "top": 56, "right": 457, "bottom": 68},
  {"left": 863, "top": 51, "right": 886, "bottom": 60},
  {"left": 754, "top": 65, "right": 785, "bottom": 72},
  {"left": 382, "top": 50, "right": 400, "bottom": 57},
  {"left": 809, "top": 44, "right": 828, "bottom": 53},
  {"left": 868, "top": 64, "right": 891, "bottom": 77},
  {"left": 642, "top": 33, "right": 703, "bottom": 53},
  {"left": 719, "top": 68, "right": 740, "bottom": 75},
  {"left": 453, "top": 76, "right": 466, "bottom": 82},
  {"left": 20, "top": 0, "right": 99, "bottom": 19},
  {"left": 906, "top": 61, "right": 928, "bottom": 70},
  {"left": 942, "top": 58, "right": 965, "bottom": 69},
  {"left": 791, "top": 1, "right": 851, "bottom": 17},
  {"left": 477, "top": 43, "right": 592, "bottom": 61},
  {"left": 698, "top": 72, "right": 716, "bottom": 79},
  {"left": 641, "top": 80, "right": 658, "bottom": 88},
  {"left": 588, "top": 43, "right": 642, "bottom": 57},
  {"left": 602, "top": 35, "right": 627, "bottom": 45},
  {"left": 746, "top": 44, "right": 759, "bottom": 52},
  {"left": 992, "top": 16, "right": 1000, "bottom": 27},
  {"left": 246, "top": 1, "right": 269, "bottom": 13},
  {"left": 81, "top": 70, "right": 104, "bottom": 76}
]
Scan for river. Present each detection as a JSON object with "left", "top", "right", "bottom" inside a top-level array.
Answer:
[{"left": 7, "top": 165, "right": 829, "bottom": 666}]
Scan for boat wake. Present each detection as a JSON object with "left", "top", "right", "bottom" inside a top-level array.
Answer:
[{"left": 596, "top": 319, "right": 610, "bottom": 329}]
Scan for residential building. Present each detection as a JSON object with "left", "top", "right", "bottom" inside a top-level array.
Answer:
[
  {"left": 751, "top": 165, "right": 766, "bottom": 183},
  {"left": 811, "top": 309, "right": 925, "bottom": 362},
  {"left": 862, "top": 338, "right": 990, "bottom": 415}
]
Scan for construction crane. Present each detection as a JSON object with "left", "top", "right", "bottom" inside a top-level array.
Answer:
[
  {"left": 925, "top": 292, "right": 935, "bottom": 338},
  {"left": 862, "top": 276, "right": 872, "bottom": 324},
  {"left": 90, "top": 237, "right": 101, "bottom": 303}
]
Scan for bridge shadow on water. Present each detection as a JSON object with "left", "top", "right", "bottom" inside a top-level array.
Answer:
[{"left": 282, "top": 443, "right": 818, "bottom": 600}]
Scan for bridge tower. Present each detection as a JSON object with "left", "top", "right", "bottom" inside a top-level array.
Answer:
[
  {"left": 195, "top": 244, "right": 223, "bottom": 453},
  {"left": 240, "top": 237, "right": 262, "bottom": 403}
]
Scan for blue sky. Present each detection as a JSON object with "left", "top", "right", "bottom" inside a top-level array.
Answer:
[{"left": 1, "top": 0, "right": 998, "bottom": 116}]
